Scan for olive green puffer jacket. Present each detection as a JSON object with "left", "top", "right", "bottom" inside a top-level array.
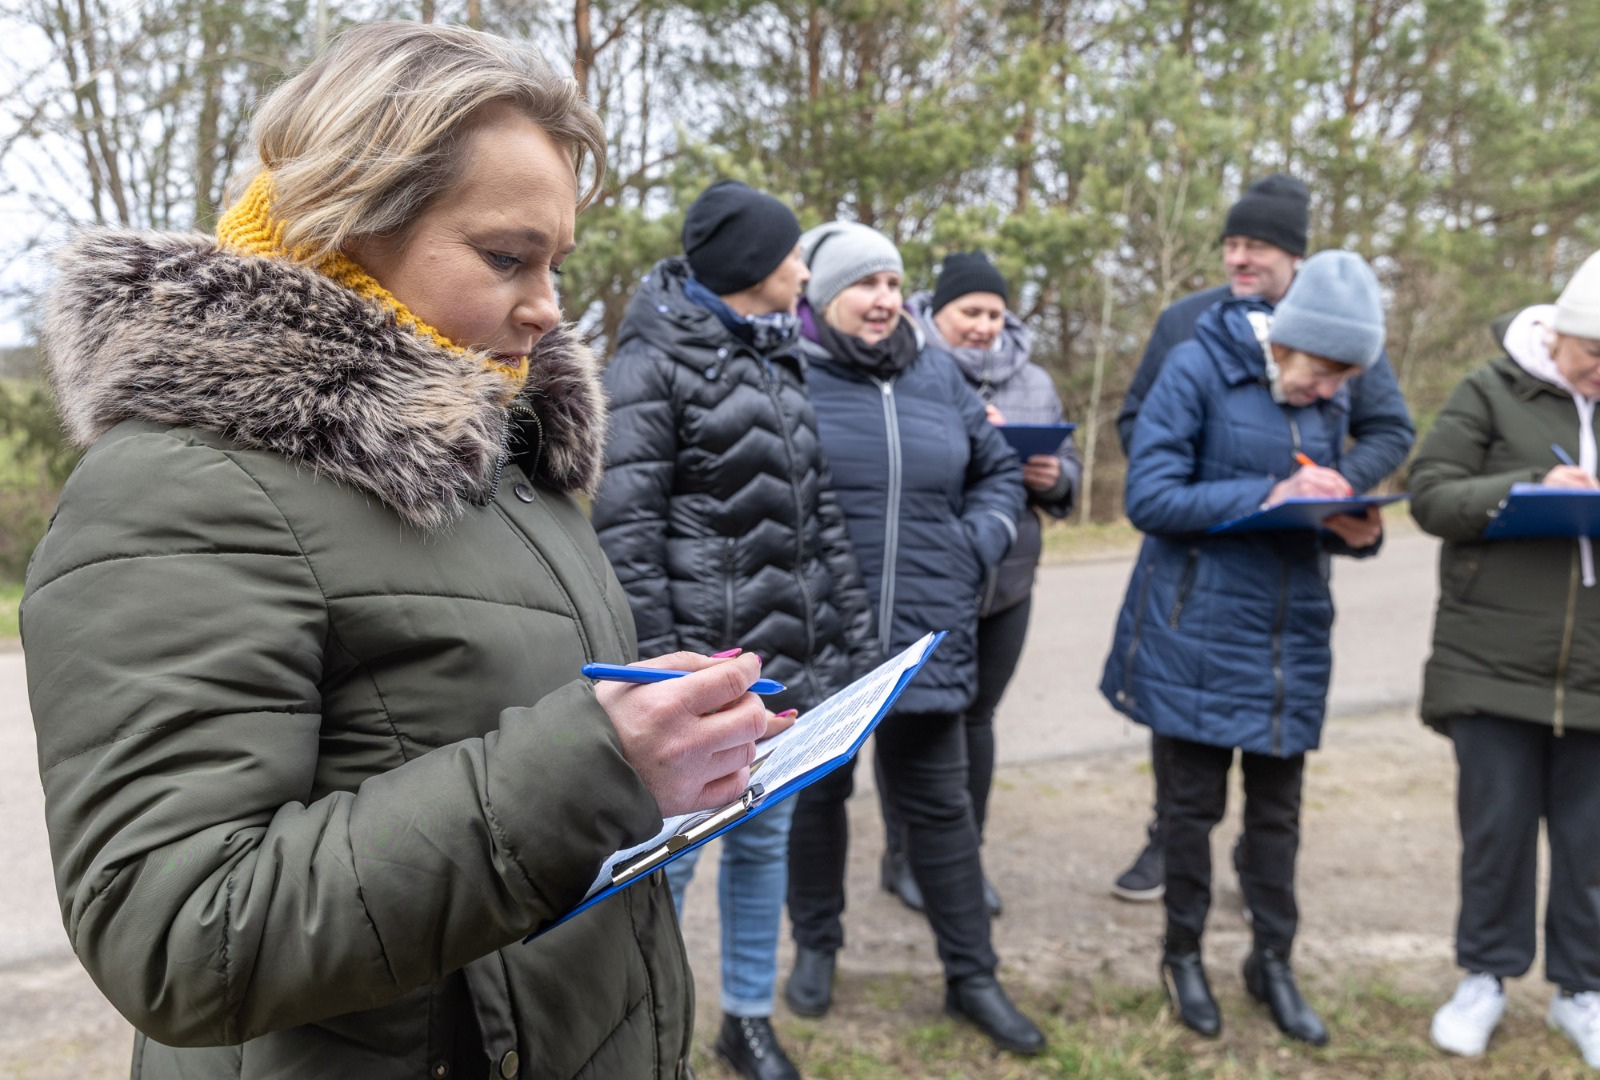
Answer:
[
  {"left": 22, "top": 230, "right": 694, "bottom": 1079},
  {"left": 1411, "top": 347, "right": 1600, "bottom": 736}
]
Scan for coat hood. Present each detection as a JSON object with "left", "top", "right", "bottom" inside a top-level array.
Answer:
[
  {"left": 41, "top": 228, "right": 606, "bottom": 530},
  {"left": 617, "top": 256, "right": 801, "bottom": 370},
  {"left": 906, "top": 290, "right": 1033, "bottom": 395},
  {"left": 1190, "top": 296, "right": 1279, "bottom": 386}
]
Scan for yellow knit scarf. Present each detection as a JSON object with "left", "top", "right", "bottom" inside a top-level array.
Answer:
[{"left": 215, "top": 173, "right": 530, "bottom": 387}]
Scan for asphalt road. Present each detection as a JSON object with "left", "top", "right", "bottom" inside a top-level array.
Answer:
[{"left": 0, "top": 528, "right": 1442, "bottom": 1074}]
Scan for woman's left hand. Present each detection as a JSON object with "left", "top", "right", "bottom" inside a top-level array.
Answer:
[
  {"left": 1022, "top": 454, "right": 1061, "bottom": 492},
  {"left": 1323, "top": 505, "right": 1382, "bottom": 548}
]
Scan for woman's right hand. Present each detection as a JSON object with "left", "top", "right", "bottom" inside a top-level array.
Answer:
[
  {"left": 984, "top": 403, "right": 1006, "bottom": 425},
  {"left": 1542, "top": 465, "right": 1600, "bottom": 490},
  {"left": 1266, "top": 464, "right": 1353, "bottom": 505},
  {"left": 596, "top": 652, "right": 795, "bottom": 818}
]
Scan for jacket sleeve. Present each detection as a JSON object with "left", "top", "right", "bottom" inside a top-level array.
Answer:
[
  {"left": 815, "top": 460, "right": 881, "bottom": 676},
  {"left": 23, "top": 433, "right": 664, "bottom": 1046},
  {"left": 1409, "top": 370, "right": 1544, "bottom": 542},
  {"left": 1340, "top": 351, "right": 1416, "bottom": 493},
  {"left": 955, "top": 368, "right": 1027, "bottom": 570},
  {"left": 1125, "top": 349, "right": 1277, "bottom": 535},
  {"left": 591, "top": 344, "right": 680, "bottom": 659},
  {"left": 1116, "top": 305, "right": 1186, "bottom": 454}
]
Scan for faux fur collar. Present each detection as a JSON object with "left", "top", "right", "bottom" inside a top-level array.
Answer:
[{"left": 42, "top": 229, "right": 607, "bottom": 530}]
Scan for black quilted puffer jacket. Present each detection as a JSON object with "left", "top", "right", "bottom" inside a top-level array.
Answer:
[{"left": 591, "top": 257, "right": 879, "bottom": 712}]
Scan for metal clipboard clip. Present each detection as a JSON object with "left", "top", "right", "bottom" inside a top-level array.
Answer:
[{"left": 609, "top": 782, "right": 766, "bottom": 887}]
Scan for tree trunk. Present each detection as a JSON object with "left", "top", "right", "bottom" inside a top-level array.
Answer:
[{"left": 574, "top": 0, "right": 594, "bottom": 97}]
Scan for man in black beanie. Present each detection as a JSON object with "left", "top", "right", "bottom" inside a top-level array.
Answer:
[
  {"left": 1108, "top": 173, "right": 1415, "bottom": 904},
  {"left": 682, "top": 179, "right": 803, "bottom": 300}
]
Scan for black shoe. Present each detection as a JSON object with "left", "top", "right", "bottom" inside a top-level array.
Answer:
[
  {"left": 784, "top": 946, "right": 835, "bottom": 1018},
  {"left": 1243, "top": 947, "right": 1328, "bottom": 1046},
  {"left": 714, "top": 1014, "right": 801, "bottom": 1080},
  {"left": 1160, "top": 946, "right": 1221, "bottom": 1037},
  {"left": 1114, "top": 837, "right": 1164, "bottom": 902},
  {"left": 982, "top": 875, "right": 1002, "bottom": 918},
  {"left": 879, "top": 848, "right": 925, "bottom": 913},
  {"left": 944, "top": 974, "right": 1046, "bottom": 1055}
]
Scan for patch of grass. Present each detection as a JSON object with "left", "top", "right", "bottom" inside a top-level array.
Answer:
[
  {"left": 745, "top": 972, "right": 1595, "bottom": 1079},
  {"left": 0, "top": 581, "right": 20, "bottom": 641}
]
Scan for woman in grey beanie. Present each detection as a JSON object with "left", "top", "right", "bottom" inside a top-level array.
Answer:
[
  {"left": 1410, "top": 248, "right": 1600, "bottom": 1070},
  {"left": 1100, "top": 250, "right": 1389, "bottom": 1046},
  {"left": 783, "top": 222, "right": 1044, "bottom": 1056}
]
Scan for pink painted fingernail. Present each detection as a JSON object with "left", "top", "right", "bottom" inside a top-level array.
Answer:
[
  {"left": 776, "top": 709, "right": 799, "bottom": 719},
  {"left": 754, "top": 655, "right": 764, "bottom": 666},
  {"left": 711, "top": 648, "right": 742, "bottom": 658}
]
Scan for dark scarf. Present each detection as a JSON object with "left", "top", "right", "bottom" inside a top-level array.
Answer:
[
  {"left": 813, "top": 312, "right": 919, "bottom": 380},
  {"left": 682, "top": 275, "right": 800, "bottom": 354}
]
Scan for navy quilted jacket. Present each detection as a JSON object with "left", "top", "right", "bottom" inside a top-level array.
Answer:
[
  {"left": 802, "top": 313, "right": 1025, "bottom": 716},
  {"left": 1099, "top": 297, "right": 1374, "bottom": 757},
  {"left": 591, "top": 258, "right": 878, "bottom": 713}
]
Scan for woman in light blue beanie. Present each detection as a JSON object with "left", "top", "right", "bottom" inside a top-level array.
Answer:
[{"left": 1100, "top": 249, "right": 1389, "bottom": 1047}]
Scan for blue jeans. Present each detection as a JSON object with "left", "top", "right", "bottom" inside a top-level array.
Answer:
[{"left": 667, "top": 796, "right": 795, "bottom": 1017}]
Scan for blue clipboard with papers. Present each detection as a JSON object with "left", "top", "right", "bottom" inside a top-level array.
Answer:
[
  {"left": 1208, "top": 494, "right": 1407, "bottom": 535},
  {"left": 996, "top": 423, "right": 1076, "bottom": 459},
  {"left": 1483, "top": 484, "right": 1600, "bottom": 539},
  {"left": 527, "top": 631, "right": 946, "bottom": 939}
]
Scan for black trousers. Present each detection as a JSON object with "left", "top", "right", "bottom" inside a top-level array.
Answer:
[
  {"left": 1450, "top": 713, "right": 1600, "bottom": 992},
  {"left": 788, "top": 709, "right": 998, "bottom": 980},
  {"left": 880, "top": 595, "right": 1033, "bottom": 849},
  {"left": 1159, "top": 735, "right": 1305, "bottom": 954}
]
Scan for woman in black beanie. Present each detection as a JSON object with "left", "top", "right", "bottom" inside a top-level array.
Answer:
[{"left": 592, "top": 180, "right": 879, "bottom": 1080}]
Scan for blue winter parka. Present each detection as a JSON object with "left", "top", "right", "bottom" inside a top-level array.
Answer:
[
  {"left": 803, "top": 311, "right": 1025, "bottom": 717},
  {"left": 1099, "top": 297, "right": 1374, "bottom": 757}
]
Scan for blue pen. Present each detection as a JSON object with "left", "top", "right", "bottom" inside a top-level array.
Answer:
[
  {"left": 1552, "top": 443, "right": 1579, "bottom": 468},
  {"left": 581, "top": 662, "right": 787, "bottom": 696}
]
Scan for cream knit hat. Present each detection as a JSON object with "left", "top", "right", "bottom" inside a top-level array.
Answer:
[{"left": 1555, "top": 250, "right": 1600, "bottom": 340}]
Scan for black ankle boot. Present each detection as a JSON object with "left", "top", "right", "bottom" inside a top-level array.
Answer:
[
  {"left": 1243, "top": 947, "right": 1327, "bottom": 1046},
  {"left": 944, "top": 973, "right": 1046, "bottom": 1055},
  {"left": 879, "top": 848, "right": 925, "bottom": 913},
  {"left": 981, "top": 875, "right": 1003, "bottom": 918},
  {"left": 1160, "top": 944, "right": 1221, "bottom": 1036},
  {"left": 784, "top": 946, "right": 835, "bottom": 1018},
  {"left": 714, "top": 1014, "right": 800, "bottom": 1080}
]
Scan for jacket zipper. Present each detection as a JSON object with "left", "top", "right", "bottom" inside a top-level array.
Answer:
[
  {"left": 485, "top": 410, "right": 513, "bottom": 503},
  {"left": 1553, "top": 545, "right": 1580, "bottom": 736},
  {"left": 876, "top": 377, "right": 902, "bottom": 656},
  {"left": 722, "top": 537, "right": 737, "bottom": 647},
  {"left": 1269, "top": 558, "right": 1290, "bottom": 755},
  {"left": 1168, "top": 547, "right": 1200, "bottom": 629},
  {"left": 764, "top": 359, "right": 822, "bottom": 701}
]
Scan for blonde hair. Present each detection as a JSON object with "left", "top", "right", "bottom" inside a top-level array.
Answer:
[{"left": 241, "top": 22, "right": 606, "bottom": 262}]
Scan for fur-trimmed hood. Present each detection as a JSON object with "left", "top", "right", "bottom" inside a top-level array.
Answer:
[{"left": 42, "top": 228, "right": 607, "bottom": 530}]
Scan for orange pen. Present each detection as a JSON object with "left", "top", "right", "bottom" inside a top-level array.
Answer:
[{"left": 1294, "top": 451, "right": 1316, "bottom": 469}]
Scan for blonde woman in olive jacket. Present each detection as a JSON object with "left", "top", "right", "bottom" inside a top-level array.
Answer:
[{"left": 22, "top": 24, "right": 783, "bottom": 1080}]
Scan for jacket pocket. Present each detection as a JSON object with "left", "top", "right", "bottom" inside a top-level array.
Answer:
[
  {"left": 1443, "top": 544, "right": 1484, "bottom": 605},
  {"left": 1167, "top": 547, "right": 1200, "bottom": 629},
  {"left": 1116, "top": 560, "right": 1157, "bottom": 708}
]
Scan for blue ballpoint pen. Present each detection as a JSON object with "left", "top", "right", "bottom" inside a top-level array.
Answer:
[
  {"left": 580, "top": 662, "right": 787, "bottom": 696},
  {"left": 1552, "top": 443, "right": 1579, "bottom": 468}
]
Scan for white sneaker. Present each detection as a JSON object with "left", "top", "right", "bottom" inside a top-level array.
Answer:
[
  {"left": 1431, "top": 972, "right": 1506, "bottom": 1057},
  {"left": 1548, "top": 990, "right": 1600, "bottom": 1068}
]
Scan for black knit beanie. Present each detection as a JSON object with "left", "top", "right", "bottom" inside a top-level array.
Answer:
[
  {"left": 682, "top": 180, "right": 801, "bottom": 296},
  {"left": 931, "top": 251, "right": 1009, "bottom": 313},
  {"left": 1220, "top": 173, "right": 1310, "bottom": 256}
]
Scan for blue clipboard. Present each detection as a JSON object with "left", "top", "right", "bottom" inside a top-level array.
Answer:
[
  {"left": 525, "top": 631, "right": 946, "bottom": 940},
  {"left": 997, "top": 423, "right": 1076, "bottom": 459},
  {"left": 1484, "top": 484, "right": 1600, "bottom": 539},
  {"left": 1208, "top": 494, "right": 1407, "bottom": 535}
]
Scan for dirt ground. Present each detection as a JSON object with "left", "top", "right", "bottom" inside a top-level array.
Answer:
[{"left": 10, "top": 703, "right": 1578, "bottom": 1079}]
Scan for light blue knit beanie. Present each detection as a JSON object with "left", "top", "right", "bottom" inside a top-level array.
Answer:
[
  {"left": 800, "top": 221, "right": 904, "bottom": 312},
  {"left": 1268, "top": 250, "right": 1385, "bottom": 368}
]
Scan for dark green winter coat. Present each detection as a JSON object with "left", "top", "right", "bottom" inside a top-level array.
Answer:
[
  {"left": 1410, "top": 347, "right": 1600, "bottom": 736},
  {"left": 22, "top": 229, "right": 694, "bottom": 1079}
]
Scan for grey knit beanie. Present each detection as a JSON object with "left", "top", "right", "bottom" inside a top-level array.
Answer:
[
  {"left": 1268, "top": 250, "right": 1385, "bottom": 369},
  {"left": 800, "top": 221, "right": 903, "bottom": 312},
  {"left": 1554, "top": 250, "right": 1600, "bottom": 340}
]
